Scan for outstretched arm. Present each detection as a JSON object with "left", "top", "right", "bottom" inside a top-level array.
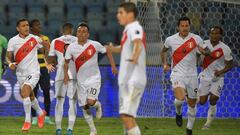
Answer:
[{"left": 108, "top": 43, "right": 121, "bottom": 53}]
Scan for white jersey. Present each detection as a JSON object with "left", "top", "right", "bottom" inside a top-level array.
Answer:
[
  {"left": 118, "top": 21, "right": 147, "bottom": 87},
  {"left": 49, "top": 35, "right": 77, "bottom": 81},
  {"left": 65, "top": 39, "right": 106, "bottom": 84},
  {"left": 164, "top": 32, "right": 205, "bottom": 77},
  {"left": 7, "top": 34, "right": 42, "bottom": 76},
  {"left": 199, "top": 40, "right": 233, "bottom": 81}
]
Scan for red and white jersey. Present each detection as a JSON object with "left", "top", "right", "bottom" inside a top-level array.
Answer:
[
  {"left": 7, "top": 34, "right": 42, "bottom": 76},
  {"left": 65, "top": 39, "right": 106, "bottom": 84},
  {"left": 164, "top": 32, "right": 205, "bottom": 77},
  {"left": 49, "top": 35, "right": 77, "bottom": 81},
  {"left": 119, "top": 21, "right": 147, "bottom": 87},
  {"left": 199, "top": 40, "right": 233, "bottom": 81}
]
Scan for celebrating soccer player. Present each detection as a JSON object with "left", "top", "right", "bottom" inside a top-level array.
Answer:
[
  {"left": 198, "top": 26, "right": 233, "bottom": 130},
  {"left": 6, "top": 19, "right": 48, "bottom": 131},
  {"left": 161, "top": 17, "right": 208, "bottom": 135},
  {"left": 48, "top": 23, "right": 78, "bottom": 135},
  {"left": 64, "top": 22, "right": 117, "bottom": 135},
  {"left": 108, "top": 2, "right": 147, "bottom": 135}
]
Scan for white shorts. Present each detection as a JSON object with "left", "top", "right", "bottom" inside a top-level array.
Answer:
[
  {"left": 17, "top": 73, "right": 40, "bottom": 90},
  {"left": 77, "top": 82, "right": 101, "bottom": 107},
  {"left": 55, "top": 80, "right": 77, "bottom": 99},
  {"left": 170, "top": 75, "right": 198, "bottom": 99},
  {"left": 198, "top": 78, "right": 224, "bottom": 97},
  {"left": 119, "top": 83, "right": 145, "bottom": 117}
]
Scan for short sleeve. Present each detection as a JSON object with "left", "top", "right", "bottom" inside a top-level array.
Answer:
[
  {"left": 130, "top": 26, "right": 143, "bottom": 41},
  {"left": 7, "top": 39, "right": 14, "bottom": 52},
  {"left": 224, "top": 46, "right": 233, "bottom": 61},
  {"left": 35, "top": 36, "right": 43, "bottom": 49},
  {"left": 95, "top": 41, "right": 106, "bottom": 54},
  {"left": 48, "top": 40, "right": 56, "bottom": 56},
  {"left": 164, "top": 37, "right": 170, "bottom": 48},
  {"left": 65, "top": 45, "right": 72, "bottom": 60},
  {"left": 195, "top": 35, "right": 205, "bottom": 48}
]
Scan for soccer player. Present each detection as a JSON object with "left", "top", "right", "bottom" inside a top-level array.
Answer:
[
  {"left": 48, "top": 23, "right": 78, "bottom": 135},
  {"left": 30, "top": 19, "right": 54, "bottom": 125},
  {"left": 108, "top": 2, "right": 147, "bottom": 135},
  {"left": 6, "top": 18, "right": 48, "bottom": 131},
  {"left": 64, "top": 22, "right": 117, "bottom": 135},
  {"left": 198, "top": 26, "right": 233, "bottom": 130},
  {"left": 0, "top": 34, "right": 8, "bottom": 79},
  {"left": 161, "top": 17, "right": 208, "bottom": 135}
]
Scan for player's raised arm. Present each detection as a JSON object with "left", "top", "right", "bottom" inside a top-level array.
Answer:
[{"left": 105, "top": 46, "right": 118, "bottom": 75}]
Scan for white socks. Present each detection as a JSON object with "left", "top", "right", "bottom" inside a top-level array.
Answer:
[
  {"left": 23, "top": 97, "right": 31, "bottom": 123},
  {"left": 127, "top": 126, "right": 141, "bottom": 135},
  {"left": 55, "top": 98, "right": 65, "bottom": 129},
  {"left": 68, "top": 98, "right": 77, "bottom": 130},
  {"left": 31, "top": 98, "right": 43, "bottom": 116},
  {"left": 174, "top": 98, "right": 184, "bottom": 115},
  {"left": 187, "top": 105, "right": 196, "bottom": 130},
  {"left": 83, "top": 108, "right": 96, "bottom": 132},
  {"left": 205, "top": 105, "right": 216, "bottom": 126}
]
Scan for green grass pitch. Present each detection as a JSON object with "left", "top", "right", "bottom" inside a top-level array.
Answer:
[{"left": 0, "top": 117, "right": 239, "bottom": 135}]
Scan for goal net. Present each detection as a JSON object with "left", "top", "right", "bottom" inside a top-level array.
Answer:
[{"left": 134, "top": 0, "right": 240, "bottom": 117}]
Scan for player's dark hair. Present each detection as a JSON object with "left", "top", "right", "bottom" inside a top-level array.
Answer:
[
  {"left": 62, "top": 22, "right": 74, "bottom": 32},
  {"left": 16, "top": 18, "right": 29, "bottom": 27},
  {"left": 29, "top": 19, "right": 40, "bottom": 28},
  {"left": 177, "top": 16, "right": 191, "bottom": 26},
  {"left": 210, "top": 26, "right": 223, "bottom": 35},
  {"left": 78, "top": 22, "right": 89, "bottom": 31},
  {"left": 119, "top": 2, "right": 138, "bottom": 18}
]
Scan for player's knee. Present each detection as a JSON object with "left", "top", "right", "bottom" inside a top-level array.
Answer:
[
  {"left": 176, "top": 96, "right": 185, "bottom": 101},
  {"left": 188, "top": 100, "right": 196, "bottom": 108},
  {"left": 209, "top": 100, "right": 217, "bottom": 106},
  {"left": 199, "top": 100, "right": 206, "bottom": 105},
  {"left": 87, "top": 99, "right": 96, "bottom": 106}
]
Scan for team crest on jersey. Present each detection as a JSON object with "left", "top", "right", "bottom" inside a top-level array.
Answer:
[
  {"left": 87, "top": 49, "right": 93, "bottom": 55},
  {"left": 29, "top": 41, "right": 34, "bottom": 47},
  {"left": 215, "top": 51, "right": 222, "bottom": 58},
  {"left": 188, "top": 42, "right": 193, "bottom": 48}
]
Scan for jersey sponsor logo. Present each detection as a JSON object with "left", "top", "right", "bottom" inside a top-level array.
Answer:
[
  {"left": 15, "top": 37, "right": 38, "bottom": 64},
  {"left": 75, "top": 44, "right": 96, "bottom": 72},
  {"left": 202, "top": 48, "right": 224, "bottom": 70},
  {"left": 172, "top": 37, "right": 197, "bottom": 68}
]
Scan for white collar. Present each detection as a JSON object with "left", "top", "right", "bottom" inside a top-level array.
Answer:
[{"left": 124, "top": 21, "right": 139, "bottom": 31}]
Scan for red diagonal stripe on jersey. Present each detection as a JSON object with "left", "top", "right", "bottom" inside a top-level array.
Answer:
[
  {"left": 75, "top": 44, "right": 96, "bottom": 72},
  {"left": 202, "top": 48, "right": 224, "bottom": 70},
  {"left": 142, "top": 32, "right": 146, "bottom": 49},
  {"left": 120, "top": 31, "right": 128, "bottom": 48},
  {"left": 15, "top": 37, "right": 38, "bottom": 64},
  {"left": 54, "top": 40, "right": 65, "bottom": 54},
  {"left": 172, "top": 37, "right": 197, "bottom": 68}
]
